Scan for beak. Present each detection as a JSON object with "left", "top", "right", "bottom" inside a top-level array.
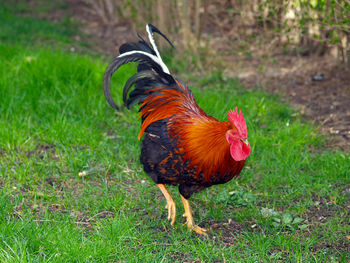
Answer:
[{"left": 241, "top": 138, "right": 249, "bottom": 145}]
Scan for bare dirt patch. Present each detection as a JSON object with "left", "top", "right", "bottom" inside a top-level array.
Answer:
[
  {"left": 208, "top": 219, "right": 247, "bottom": 245},
  {"left": 26, "top": 143, "right": 58, "bottom": 159},
  {"left": 71, "top": 210, "right": 115, "bottom": 232}
]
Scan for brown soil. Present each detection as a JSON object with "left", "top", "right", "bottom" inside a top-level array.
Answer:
[
  {"left": 25, "top": 143, "right": 58, "bottom": 159},
  {"left": 208, "top": 218, "right": 247, "bottom": 245}
]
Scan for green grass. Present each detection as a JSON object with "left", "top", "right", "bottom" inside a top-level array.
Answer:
[
  {"left": 0, "top": 3, "right": 349, "bottom": 262},
  {"left": 0, "top": 2, "right": 75, "bottom": 46}
]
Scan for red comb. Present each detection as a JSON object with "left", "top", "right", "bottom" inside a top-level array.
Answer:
[{"left": 228, "top": 107, "right": 247, "bottom": 137}]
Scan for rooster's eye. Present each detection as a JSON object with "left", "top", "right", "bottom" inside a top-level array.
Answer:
[{"left": 231, "top": 126, "right": 238, "bottom": 133}]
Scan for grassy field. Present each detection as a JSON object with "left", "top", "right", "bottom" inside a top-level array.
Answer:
[{"left": 0, "top": 3, "right": 349, "bottom": 262}]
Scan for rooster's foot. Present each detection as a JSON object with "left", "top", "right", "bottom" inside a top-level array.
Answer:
[
  {"left": 157, "top": 184, "right": 176, "bottom": 226},
  {"left": 181, "top": 195, "right": 207, "bottom": 235}
]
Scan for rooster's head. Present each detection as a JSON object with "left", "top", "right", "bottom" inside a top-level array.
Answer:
[{"left": 226, "top": 108, "right": 251, "bottom": 161}]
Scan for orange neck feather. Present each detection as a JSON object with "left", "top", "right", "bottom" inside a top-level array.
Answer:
[{"left": 171, "top": 118, "right": 236, "bottom": 180}]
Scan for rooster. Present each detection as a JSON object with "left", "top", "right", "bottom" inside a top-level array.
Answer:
[{"left": 103, "top": 24, "right": 251, "bottom": 234}]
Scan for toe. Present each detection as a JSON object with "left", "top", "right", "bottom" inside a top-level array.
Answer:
[
  {"left": 192, "top": 226, "right": 207, "bottom": 235},
  {"left": 170, "top": 215, "right": 175, "bottom": 226},
  {"left": 166, "top": 202, "right": 176, "bottom": 226}
]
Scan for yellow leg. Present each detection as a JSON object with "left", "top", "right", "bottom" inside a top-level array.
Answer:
[
  {"left": 180, "top": 195, "right": 207, "bottom": 235},
  {"left": 157, "top": 184, "right": 176, "bottom": 226}
]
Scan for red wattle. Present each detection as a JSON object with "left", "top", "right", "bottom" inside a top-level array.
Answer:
[{"left": 230, "top": 140, "right": 244, "bottom": 161}]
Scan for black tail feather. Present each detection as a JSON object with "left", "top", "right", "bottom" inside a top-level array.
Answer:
[
  {"left": 124, "top": 70, "right": 176, "bottom": 109},
  {"left": 104, "top": 53, "right": 164, "bottom": 110},
  {"left": 119, "top": 34, "right": 155, "bottom": 56},
  {"left": 123, "top": 70, "right": 159, "bottom": 108},
  {"left": 103, "top": 24, "right": 175, "bottom": 111},
  {"left": 146, "top": 23, "right": 174, "bottom": 49}
]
